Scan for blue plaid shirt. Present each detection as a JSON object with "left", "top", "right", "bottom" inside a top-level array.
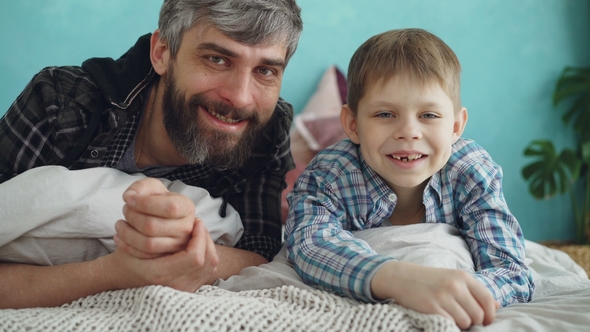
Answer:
[{"left": 284, "top": 138, "right": 534, "bottom": 306}]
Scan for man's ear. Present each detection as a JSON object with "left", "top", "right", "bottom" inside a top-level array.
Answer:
[
  {"left": 340, "top": 104, "right": 361, "bottom": 144},
  {"left": 151, "top": 30, "right": 170, "bottom": 75},
  {"left": 452, "top": 107, "right": 468, "bottom": 143}
]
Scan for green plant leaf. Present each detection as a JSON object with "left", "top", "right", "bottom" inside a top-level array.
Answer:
[
  {"left": 553, "top": 67, "right": 588, "bottom": 103},
  {"left": 554, "top": 82, "right": 590, "bottom": 108},
  {"left": 522, "top": 160, "right": 545, "bottom": 180},
  {"left": 571, "top": 95, "right": 590, "bottom": 133},
  {"left": 559, "top": 149, "right": 582, "bottom": 180},
  {"left": 561, "top": 95, "right": 587, "bottom": 125},
  {"left": 521, "top": 140, "right": 580, "bottom": 199},
  {"left": 529, "top": 174, "right": 546, "bottom": 199},
  {"left": 582, "top": 140, "right": 590, "bottom": 165},
  {"left": 556, "top": 166, "right": 569, "bottom": 193},
  {"left": 553, "top": 67, "right": 590, "bottom": 136},
  {"left": 523, "top": 140, "right": 555, "bottom": 157}
]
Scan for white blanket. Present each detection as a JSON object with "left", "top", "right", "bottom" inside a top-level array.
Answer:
[{"left": 0, "top": 166, "right": 243, "bottom": 265}]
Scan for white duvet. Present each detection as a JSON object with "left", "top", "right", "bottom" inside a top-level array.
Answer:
[{"left": 0, "top": 166, "right": 243, "bottom": 265}]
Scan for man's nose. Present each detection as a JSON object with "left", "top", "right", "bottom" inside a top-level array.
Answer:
[{"left": 218, "top": 70, "right": 254, "bottom": 109}]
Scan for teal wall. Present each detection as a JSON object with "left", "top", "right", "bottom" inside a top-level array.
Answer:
[{"left": 2, "top": 0, "right": 589, "bottom": 243}]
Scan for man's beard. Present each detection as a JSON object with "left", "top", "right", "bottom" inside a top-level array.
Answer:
[{"left": 161, "top": 71, "right": 268, "bottom": 171}]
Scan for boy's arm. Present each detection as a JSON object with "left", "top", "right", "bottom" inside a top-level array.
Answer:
[
  {"left": 457, "top": 160, "right": 534, "bottom": 307},
  {"left": 284, "top": 166, "right": 498, "bottom": 328},
  {"left": 284, "top": 166, "right": 394, "bottom": 302}
]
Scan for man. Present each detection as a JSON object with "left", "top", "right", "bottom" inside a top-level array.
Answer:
[{"left": 0, "top": 0, "right": 302, "bottom": 308}]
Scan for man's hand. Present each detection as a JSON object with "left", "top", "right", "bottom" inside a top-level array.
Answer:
[
  {"left": 115, "top": 178, "right": 199, "bottom": 258},
  {"left": 109, "top": 217, "right": 219, "bottom": 291},
  {"left": 111, "top": 177, "right": 220, "bottom": 290},
  {"left": 371, "top": 261, "right": 499, "bottom": 330}
]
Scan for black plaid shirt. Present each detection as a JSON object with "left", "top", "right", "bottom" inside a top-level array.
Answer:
[{"left": 0, "top": 52, "right": 294, "bottom": 261}]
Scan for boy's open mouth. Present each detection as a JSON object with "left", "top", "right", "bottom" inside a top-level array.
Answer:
[{"left": 389, "top": 154, "right": 425, "bottom": 162}]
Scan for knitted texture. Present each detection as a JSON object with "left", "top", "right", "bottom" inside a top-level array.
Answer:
[{"left": 0, "top": 285, "right": 458, "bottom": 332}]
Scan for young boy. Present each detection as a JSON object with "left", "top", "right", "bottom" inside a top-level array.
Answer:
[{"left": 284, "top": 28, "right": 534, "bottom": 329}]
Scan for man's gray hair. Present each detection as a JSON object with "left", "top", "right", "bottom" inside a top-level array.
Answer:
[{"left": 158, "top": 0, "right": 303, "bottom": 62}]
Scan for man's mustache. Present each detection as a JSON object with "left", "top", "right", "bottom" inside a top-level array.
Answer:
[{"left": 188, "top": 95, "right": 260, "bottom": 124}]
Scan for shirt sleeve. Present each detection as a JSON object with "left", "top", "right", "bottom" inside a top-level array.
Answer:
[
  {"left": 0, "top": 66, "right": 100, "bottom": 184},
  {"left": 455, "top": 158, "right": 535, "bottom": 306},
  {"left": 0, "top": 68, "right": 62, "bottom": 184},
  {"left": 284, "top": 165, "right": 394, "bottom": 303},
  {"left": 230, "top": 98, "right": 295, "bottom": 261}
]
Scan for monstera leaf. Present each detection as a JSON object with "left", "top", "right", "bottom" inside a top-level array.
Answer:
[
  {"left": 553, "top": 67, "right": 590, "bottom": 143},
  {"left": 522, "top": 140, "right": 581, "bottom": 199}
]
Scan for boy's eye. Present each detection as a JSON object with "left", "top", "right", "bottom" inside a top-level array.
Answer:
[
  {"left": 421, "top": 113, "right": 438, "bottom": 119},
  {"left": 376, "top": 112, "right": 393, "bottom": 118}
]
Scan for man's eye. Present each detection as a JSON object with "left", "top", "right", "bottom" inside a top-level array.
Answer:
[
  {"left": 258, "top": 67, "right": 274, "bottom": 76},
  {"left": 209, "top": 56, "right": 226, "bottom": 65}
]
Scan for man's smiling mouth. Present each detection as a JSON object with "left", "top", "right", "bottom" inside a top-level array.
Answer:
[{"left": 205, "top": 107, "right": 242, "bottom": 124}]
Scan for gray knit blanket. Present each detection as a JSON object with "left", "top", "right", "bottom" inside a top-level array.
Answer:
[{"left": 0, "top": 285, "right": 458, "bottom": 332}]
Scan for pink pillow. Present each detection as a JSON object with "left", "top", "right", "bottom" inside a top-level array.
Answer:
[{"left": 281, "top": 66, "right": 348, "bottom": 223}]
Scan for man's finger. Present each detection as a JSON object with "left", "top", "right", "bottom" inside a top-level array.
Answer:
[
  {"left": 125, "top": 192, "right": 195, "bottom": 220},
  {"left": 123, "top": 178, "right": 169, "bottom": 200},
  {"left": 114, "top": 234, "right": 162, "bottom": 259},
  {"left": 122, "top": 205, "right": 194, "bottom": 238},
  {"left": 115, "top": 219, "right": 185, "bottom": 255},
  {"left": 149, "top": 222, "right": 218, "bottom": 282},
  {"left": 203, "top": 221, "right": 219, "bottom": 267},
  {"left": 187, "top": 219, "right": 219, "bottom": 267}
]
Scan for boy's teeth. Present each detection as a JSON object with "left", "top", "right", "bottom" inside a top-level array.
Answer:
[
  {"left": 207, "top": 108, "right": 240, "bottom": 124},
  {"left": 392, "top": 154, "right": 423, "bottom": 161}
]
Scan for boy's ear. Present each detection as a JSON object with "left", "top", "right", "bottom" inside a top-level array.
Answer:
[
  {"left": 340, "top": 104, "right": 361, "bottom": 144},
  {"left": 452, "top": 107, "right": 468, "bottom": 143},
  {"left": 150, "top": 30, "right": 170, "bottom": 76}
]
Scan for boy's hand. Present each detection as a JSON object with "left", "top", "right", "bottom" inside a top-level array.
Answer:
[{"left": 371, "top": 261, "right": 498, "bottom": 330}]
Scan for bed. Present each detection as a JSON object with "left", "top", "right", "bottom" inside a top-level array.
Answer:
[{"left": 1, "top": 223, "right": 589, "bottom": 332}]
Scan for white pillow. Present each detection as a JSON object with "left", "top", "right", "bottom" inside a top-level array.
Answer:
[
  {"left": 353, "top": 223, "right": 475, "bottom": 272},
  {"left": 0, "top": 166, "right": 243, "bottom": 265}
]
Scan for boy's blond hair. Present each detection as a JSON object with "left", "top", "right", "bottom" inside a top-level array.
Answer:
[{"left": 346, "top": 28, "right": 462, "bottom": 114}]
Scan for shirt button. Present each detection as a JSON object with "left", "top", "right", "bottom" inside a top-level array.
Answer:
[
  {"left": 90, "top": 150, "right": 99, "bottom": 158},
  {"left": 388, "top": 193, "right": 395, "bottom": 201}
]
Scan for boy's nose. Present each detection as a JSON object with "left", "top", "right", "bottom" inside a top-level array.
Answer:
[{"left": 393, "top": 119, "right": 422, "bottom": 140}]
